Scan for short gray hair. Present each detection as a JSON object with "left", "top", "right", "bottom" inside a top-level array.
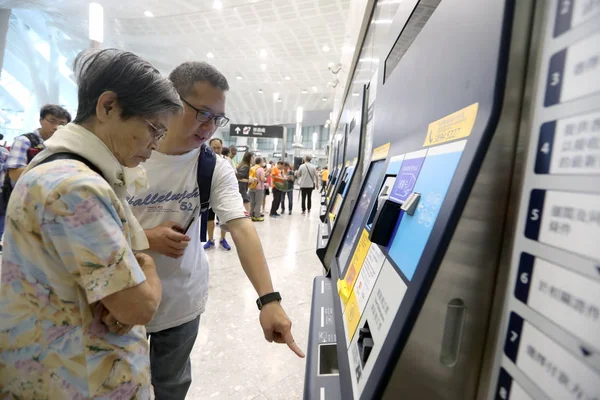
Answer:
[
  {"left": 73, "top": 48, "right": 182, "bottom": 123},
  {"left": 169, "top": 61, "right": 230, "bottom": 97}
]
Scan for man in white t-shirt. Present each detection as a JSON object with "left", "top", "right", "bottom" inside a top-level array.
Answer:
[{"left": 128, "top": 61, "right": 303, "bottom": 400}]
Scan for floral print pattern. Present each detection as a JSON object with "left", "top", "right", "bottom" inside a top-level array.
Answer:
[{"left": 0, "top": 161, "right": 152, "bottom": 399}]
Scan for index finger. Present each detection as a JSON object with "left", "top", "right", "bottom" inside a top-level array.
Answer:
[{"left": 284, "top": 331, "right": 305, "bottom": 358}]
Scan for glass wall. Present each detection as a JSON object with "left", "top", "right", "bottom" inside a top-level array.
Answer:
[{"left": 0, "top": 9, "right": 82, "bottom": 144}]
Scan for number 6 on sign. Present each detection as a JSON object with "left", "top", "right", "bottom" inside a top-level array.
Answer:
[{"left": 520, "top": 273, "right": 529, "bottom": 285}]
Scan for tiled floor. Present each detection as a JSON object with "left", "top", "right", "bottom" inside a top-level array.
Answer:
[{"left": 188, "top": 190, "right": 323, "bottom": 399}]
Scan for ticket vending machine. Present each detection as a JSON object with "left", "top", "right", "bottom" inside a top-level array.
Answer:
[
  {"left": 321, "top": 126, "right": 346, "bottom": 213},
  {"left": 301, "top": 0, "right": 589, "bottom": 398},
  {"left": 317, "top": 88, "right": 368, "bottom": 266}
]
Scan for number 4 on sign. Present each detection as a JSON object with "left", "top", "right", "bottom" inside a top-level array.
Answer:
[{"left": 540, "top": 142, "right": 550, "bottom": 154}]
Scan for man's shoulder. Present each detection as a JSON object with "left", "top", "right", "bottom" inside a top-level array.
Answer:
[
  {"left": 11, "top": 135, "right": 32, "bottom": 148},
  {"left": 212, "top": 155, "right": 238, "bottom": 184}
]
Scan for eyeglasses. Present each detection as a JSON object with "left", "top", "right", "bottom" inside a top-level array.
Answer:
[
  {"left": 144, "top": 119, "right": 167, "bottom": 141},
  {"left": 181, "top": 97, "right": 230, "bottom": 128},
  {"left": 44, "top": 118, "right": 67, "bottom": 126}
]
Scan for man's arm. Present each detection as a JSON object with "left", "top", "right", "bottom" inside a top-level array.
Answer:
[
  {"left": 8, "top": 168, "right": 25, "bottom": 182},
  {"left": 6, "top": 136, "right": 31, "bottom": 182},
  {"left": 227, "top": 218, "right": 273, "bottom": 296},
  {"left": 211, "top": 160, "right": 304, "bottom": 357},
  {"left": 227, "top": 218, "right": 303, "bottom": 357}
]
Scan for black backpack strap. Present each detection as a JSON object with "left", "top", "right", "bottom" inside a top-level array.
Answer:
[
  {"left": 23, "top": 133, "right": 43, "bottom": 148},
  {"left": 196, "top": 144, "right": 217, "bottom": 242},
  {"left": 35, "top": 152, "right": 105, "bottom": 181}
]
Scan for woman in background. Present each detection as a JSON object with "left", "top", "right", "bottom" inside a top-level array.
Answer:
[
  {"left": 280, "top": 162, "right": 295, "bottom": 215},
  {"left": 262, "top": 160, "right": 272, "bottom": 215},
  {"left": 236, "top": 151, "right": 254, "bottom": 213},
  {"left": 249, "top": 157, "right": 265, "bottom": 221}
]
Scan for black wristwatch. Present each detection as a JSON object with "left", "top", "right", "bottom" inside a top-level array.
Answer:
[{"left": 256, "top": 292, "right": 282, "bottom": 310}]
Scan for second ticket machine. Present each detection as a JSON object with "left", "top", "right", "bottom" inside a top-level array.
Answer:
[
  {"left": 317, "top": 88, "right": 368, "bottom": 265},
  {"left": 305, "top": 0, "right": 600, "bottom": 399}
]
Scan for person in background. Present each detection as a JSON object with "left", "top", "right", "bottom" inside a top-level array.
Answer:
[
  {"left": 321, "top": 166, "right": 329, "bottom": 190},
  {"left": 222, "top": 147, "right": 233, "bottom": 168},
  {"left": 0, "top": 48, "right": 181, "bottom": 398},
  {"left": 229, "top": 144, "right": 238, "bottom": 168},
  {"left": 204, "top": 137, "right": 231, "bottom": 251},
  {"left": 236, "top": 151, "right": 254, "bottom": 213},
  {"left": 0, "top": 135, "right": 8, "bottom": 249},
  {"left": 249, "top": 156, "right": 265, "bottom": 221},
  {"left": 262, "top": 160, "right": 272, "bottom": 216},
  {"left": 6, "top": 104, "right": 71, "bottom": 183},
  {"left": 128, "top": 61, "right": 302, "bottom": 400},
  {"left": 279, "top": 162, "right": 294, "bottom": 215},
  {"left": 296, "top": 154, "right": 318, "bottom": 215},
  {"left": 223, "top": 147, "right": 238, "bottom": 178},
  {"left": 270, "top": 160, "right": 284, "bottom": 217}
]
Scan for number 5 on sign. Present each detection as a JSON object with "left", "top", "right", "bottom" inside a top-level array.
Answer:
[{"left": 524, "top": 190, "right": 546, "bottom": 241}]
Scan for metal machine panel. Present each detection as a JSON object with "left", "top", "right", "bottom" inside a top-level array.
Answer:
[
  {"left": 487, "top": 2, "right": 600, "bottom": 400},
  {"left": 307, "top": 0, "right": 537, "bottom": 399}
]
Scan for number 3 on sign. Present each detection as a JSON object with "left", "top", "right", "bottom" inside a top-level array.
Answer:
[{"left": 550, "top": 72, "right": 561, "bottom": 86}]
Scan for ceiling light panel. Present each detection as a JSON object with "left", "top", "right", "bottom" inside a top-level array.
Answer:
[{"left": 27, "top": 0, "right": 353, "bottom": 125}]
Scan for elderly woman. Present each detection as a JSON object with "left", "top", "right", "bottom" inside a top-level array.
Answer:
[{"left": 0, "top": 49, "right": 182, "bottom": 398}]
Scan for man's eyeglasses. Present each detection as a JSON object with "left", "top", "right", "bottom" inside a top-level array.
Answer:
[
  {"left": 181, "top": 98, "right": 230, "bottom": 128},
  {"left": 44, "top": 118, "right": 67, "bottom": 127},
  {"left": 145, "top": 119, "right": 167, "bottom": 141}
]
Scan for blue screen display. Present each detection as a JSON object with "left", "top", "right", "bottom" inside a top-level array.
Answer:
[{"left": 337, "top": 160, "right": 386, "bottom": 275}]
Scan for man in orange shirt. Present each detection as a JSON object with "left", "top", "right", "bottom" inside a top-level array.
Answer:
[{"left": 269, "top": 160, "right": 284, "bottom": 217}]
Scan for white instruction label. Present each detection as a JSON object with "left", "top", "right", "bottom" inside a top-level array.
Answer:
[{"left": 539, "top": 191, "right": 600, "bottom": 261}]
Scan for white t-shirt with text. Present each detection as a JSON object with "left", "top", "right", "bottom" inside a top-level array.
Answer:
[{"left": 129, "top": 148, "right": 247, "bottom": 332}]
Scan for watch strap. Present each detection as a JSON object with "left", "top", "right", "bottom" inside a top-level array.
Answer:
[{"left": 256, "top": 292, "right": 282, "bottom": 310}]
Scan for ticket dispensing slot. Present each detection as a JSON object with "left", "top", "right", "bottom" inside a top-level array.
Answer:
[
  {"left": 318, "top": 343, "right": 340, "bottom": 376},
  {"left": 401, "top": 192, "right": 421, "bottom": 216},
  {"left": 357, "top": 321, "right": 374, "bottom": 366},
  {"left": 370, "top": 187, "right": 401, "bottom": 247}
]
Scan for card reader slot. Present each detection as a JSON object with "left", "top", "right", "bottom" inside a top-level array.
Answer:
[{"left": 318, "top": 343, "right": 340, "bottom": 376}]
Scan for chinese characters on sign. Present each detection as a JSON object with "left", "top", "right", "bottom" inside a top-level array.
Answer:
[{"left": 537, "top": 279, "right": 599, "bottom": 321}]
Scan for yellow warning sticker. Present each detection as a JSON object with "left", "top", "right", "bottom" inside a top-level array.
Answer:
[
  {"left": 344, "top": 291, "right": 361, "bottom": 342},
  {"left": 343, "top": 229, "right": 371, "bottom": 293},
  {"left": 337, "top": 279, "right": 350, "bottom": 303},
  {"left": 372, "top": 142, "right": 391, "bottom": 160},
  {"left": 345, "top": 160, "right": 351, "bottom": 167},
  {"left": 423, "top": 103, "right": 478, "bottom": 147}
]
